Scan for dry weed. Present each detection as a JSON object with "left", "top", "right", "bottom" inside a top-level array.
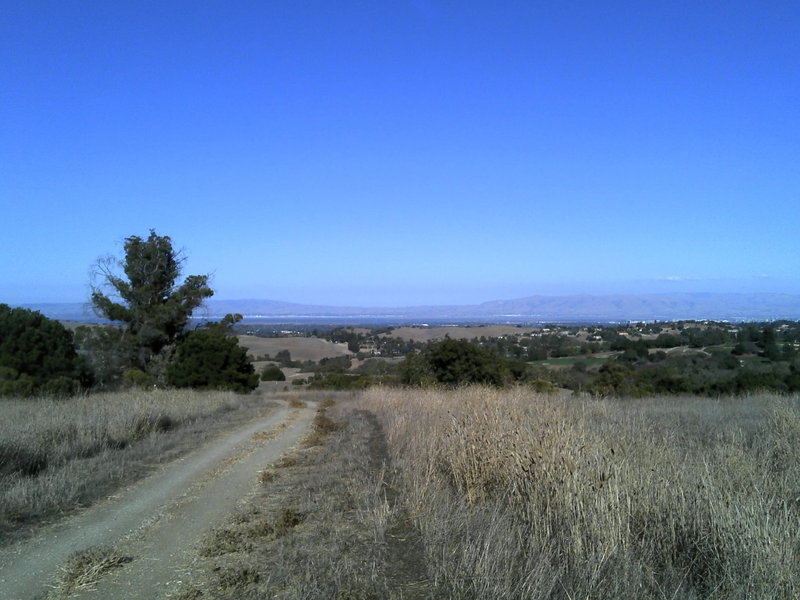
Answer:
[
  {"left": 48, "top": 546, "right": 131, "bottom": 597},
  {"left": 355, "top": 387, "right": 800, "bottom": 599},
  {"left": 288, "top": 397, "right": 307, "bottom": 408}
]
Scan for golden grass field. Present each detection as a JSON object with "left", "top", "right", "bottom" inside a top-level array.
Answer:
[
  {"left": 237, "top": 335, "right": 351, "bottom": 362},
  {"left": 178, "top": 388, "right": 800, "bottom": 599},
  {"left": 3, "top": 387, "right": 798, "bottom": 599}
]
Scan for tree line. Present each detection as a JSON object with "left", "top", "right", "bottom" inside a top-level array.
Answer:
[{"left": 1, "top": 231, "right": 257, "bottom": 397}]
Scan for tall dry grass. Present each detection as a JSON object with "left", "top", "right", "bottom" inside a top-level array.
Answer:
[
  {"left": 357, "top": 387, "right": 800, "bottom": 599},
  {"left": 0, "top": 389, "right": 274, "bottom": 542},
  {"left": 178, "top": 398, "right": 405, "bottom": 599}
]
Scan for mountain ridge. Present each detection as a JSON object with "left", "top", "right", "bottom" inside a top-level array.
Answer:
[{"left": 20, "top": 292, "right": 800, "bottom": 323}]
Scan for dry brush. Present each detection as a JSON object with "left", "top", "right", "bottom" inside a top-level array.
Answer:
[{"left": 355, "top": 387, "right": 800, "bottom": 599}]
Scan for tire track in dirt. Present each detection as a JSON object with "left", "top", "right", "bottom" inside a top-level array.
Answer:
[{"left": 0, "top": 400, "right": 315, "bottom": 600}]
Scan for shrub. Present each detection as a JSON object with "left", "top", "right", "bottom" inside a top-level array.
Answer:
[
  {"left": 529, "top": 378, "right": 557, "bottom": 393},
  {"left": 167, "top": 329, "right": 258, "bottom": 393},
  {"left": 309, "top": 373, "right": 372, "bottom": 390},
  {"left": 0, "top": 304, "right": 88, "bottom": 397},
  {"left": 401, "top": 338, "right": 508, "bottom": 387},
  {"left": 122, "top": 368, "right": 157, "bottom": 389},
  {"left": 260, "top": 365, "right": 286, "bottom": 382},
  {"left": 41, "top": 376, "right": 81, "bottom": 398},
  {"left": 73, "top": 325, "right": 127, "bottom": 389}
]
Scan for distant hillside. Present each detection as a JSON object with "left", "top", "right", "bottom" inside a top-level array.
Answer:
[
  {"left": 17, "top": 293, "right": 800, "bottom": 324},
  {"left": 205, "top": 293, "right": 800, "bottom": 322}
]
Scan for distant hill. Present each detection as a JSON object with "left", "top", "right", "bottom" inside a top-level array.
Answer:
[
  {"left": 17, "top": 293, "right": 800, "bottom": 324},
  {"left": 193, "top": 293, "right": 800, "bottom": 322}
]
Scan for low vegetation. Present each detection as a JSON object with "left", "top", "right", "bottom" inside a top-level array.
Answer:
[
  {"left": 177, "top": 395, "right": 421, "bottom": 599},
  {"left": 238, "top": 321, "right": 800, "bottom": 395},
  {"left": 180, "top": 388, "right": 800, "bottom": 599},
  {"left": 49, "top": 546, "right": 132, "bottom": 598},
  {"left": 356, "top": 387, "right": 800, "bottom": 598},
  {"left": 0, "top": 388, "right": 276, "bottom": 544}
]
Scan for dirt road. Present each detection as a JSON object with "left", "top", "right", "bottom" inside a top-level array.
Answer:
[{"left": 0, "top": 400, "right": 315, "bottom": 600}]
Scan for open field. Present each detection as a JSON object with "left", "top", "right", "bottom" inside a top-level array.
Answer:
[
  {"left": 178, "top": 388, "right": 800, "bottom": 599},
  {"left": 0, "top": 389, "right": 279, "bottom": 545},
  {"left": 383, "top": 325, "right": 538, "bottom": 342},
  {"left": 237, "top": 335, "right": 351, "bottom": 362},
  {"left": 3, "top": 387, "right": 798, "bottom": 598},
  {"left": 351, "top": 388, "right": 800, "bottom": 599}
]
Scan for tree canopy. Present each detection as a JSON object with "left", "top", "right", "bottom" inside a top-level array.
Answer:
[
  {"left": 167, "top": 327, "right": 259, "bottom": 392},
  {"left": 400, "top": 338, "right": 508, "bottom": 388},
  {"left": 90, "top": 230, "right": 213, "bottom": 376},
  {"left": 0, "top": 304, "right": 88, "bottom": 397}
]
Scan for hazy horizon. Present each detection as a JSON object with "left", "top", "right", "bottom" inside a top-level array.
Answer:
[
  {"left": 2, "top": 2, "right": 798, "bottom": 307},
  {"left": 7, "top": 279, "right": 800, "bottom": 309}
]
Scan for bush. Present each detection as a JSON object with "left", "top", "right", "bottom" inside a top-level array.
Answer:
[
  {"left": 529, "top": 379, "right": 557, "bottom": 393},
  {"left": 122, "top": 368, "right": 157, "bottom": 389},
  {"left": 309, "top": 373, "right": 372, "bottom": 390},
  {"left": 41, "top": 376, "right": 81, "bottom": 398},
  {"left": 260, "top": 365, "right": 286, "bottom": 382},
  {"left": 274, "top": 350, "right": 300, "bottom": 368},
  {"left": 0, "top": 304, "right": 88, "bottom": 397},
  {"left": 73, "top": 325, "right": 126, "bottom": 389},
  {"left": 167, "top": 329, "right": 258, "bottom": 393},
  {"left": 401, "top": 338, "right": 508, "bottom": 387}
]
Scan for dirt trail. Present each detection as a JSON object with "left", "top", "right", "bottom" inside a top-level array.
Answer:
[{"left": 0, "top": 400, "right": 315, "bottom": 600}]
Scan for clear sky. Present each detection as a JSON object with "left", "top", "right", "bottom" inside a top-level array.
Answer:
[{"left": 2, "top": 1, "right": 798, "bottom": 307}]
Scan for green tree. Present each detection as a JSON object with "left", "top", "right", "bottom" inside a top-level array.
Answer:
[
  {"left": 260, "top": 365, "right": 286, "bottom": 381},
  {"left": 589, "top": 362, "right": 635, "bottom": 397},
  {"left": 401, "top": 338, "right": 508, "bottom": 387},
  {"left": 167, "top": 327, "right": 258, "bottom": 392},
  {"left": 90, "top": 231, "right": 213, "bottom": 377},
  {"left": 73, "top": 325, "right": 127, "bottom": 389},
  {"left": 0, "top": 304, "right": 88, "bottom": 397}
]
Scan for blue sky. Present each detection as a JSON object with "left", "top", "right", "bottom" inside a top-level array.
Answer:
[{"left": 2, "top": 1, "right": 798, "bottom": 307}]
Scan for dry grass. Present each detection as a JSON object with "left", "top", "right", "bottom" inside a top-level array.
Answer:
[
  {"left": 185, "top": 399, "right": 416, "bottom": 599},
  {"left": 287, "top": 397, "right": 307, "bottom": 408},
  {"left": 354, "top": 387, "right": 800, "bottom": 599},
  {"left": 0, "top": 388, "right": 277, "bottom": 544},
  {"left": 173, "top": 388, "right": 799, "bottom": 599},
  {"left": 47, "top": 546, "right": 131, "bottom": 598},
  {"left": 383, "top": 325, "right": 540, "bottom": 342},
  {"left": 237, "top": 335, "right": 351, "bottom": 362}
]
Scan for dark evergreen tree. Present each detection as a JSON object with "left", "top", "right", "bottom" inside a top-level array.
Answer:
[
  {"left": 0, "top": 304, "right": 88, "bottom": 397},
  {"left": 90, "top": 231, "right": 213, "bottom": 377},
  {"left": 260, "top": 365, "right": 286, "bottom": 381},
  {"left": 167, "top": 327, "right": 258, "bottom": 392}
]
